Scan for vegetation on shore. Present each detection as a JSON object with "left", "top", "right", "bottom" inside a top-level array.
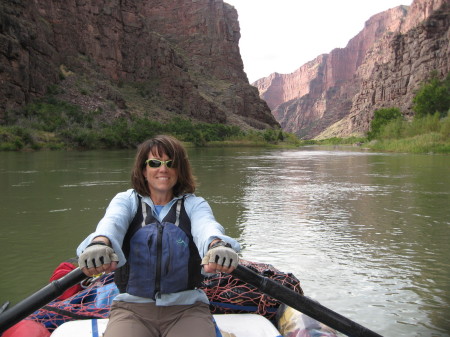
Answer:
[
  {"left": 300, "top": 115, "right": 449, "bottom": 154},
  {"left": 302, "top": 72, "right": 450, "bottom": 154},
  {"left": 1, "top": 72, "right": 448, "bottom": 153},
  {"left": 366, "top": 113, "right": 449, "bottom": 153},
  {"left": 364, "top": 72, "right": 450, "bottom": 154},
  {"left": 0, "top": 97, "right": 300, "bottom": 151}
]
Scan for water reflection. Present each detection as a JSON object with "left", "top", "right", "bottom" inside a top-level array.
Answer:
[
  {"left": 0, "top": 147, "right": 448, "bottom": 336},
  {"left": 192, "top": 147, "right": 450, "bottom": 337}
]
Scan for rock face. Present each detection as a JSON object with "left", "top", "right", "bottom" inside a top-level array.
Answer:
[
  {"left": 0, "top": 0, "right": 278, "bottom": 130},
  {"left": 254, "top": 0, "right": 449, "bottom": 139}
]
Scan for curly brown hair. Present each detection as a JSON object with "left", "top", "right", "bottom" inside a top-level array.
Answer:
[{"left": 131, "top": 135, "right": 196, "bottom": 197}]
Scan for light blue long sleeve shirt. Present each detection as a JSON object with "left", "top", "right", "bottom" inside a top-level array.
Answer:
[{"left": 77, "top": 189, "right": 240, "bottom": 306}]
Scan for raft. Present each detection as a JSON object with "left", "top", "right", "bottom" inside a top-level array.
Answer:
[
  {"left": 0, "top": 260, "right": 360, "bottom": 337},
  {"left": 49, "top": 304, "right": 337, "bottom": 337},
  {"left": 51, "top": 315, "right": 282, "bottom": 337}
]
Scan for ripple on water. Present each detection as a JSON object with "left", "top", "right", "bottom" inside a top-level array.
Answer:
[
  {"left": 234, "top": 150, "right": 450, "bottom": 337},
  {"left": 61, "top": 180, "right": 128, "bottom": 187}
]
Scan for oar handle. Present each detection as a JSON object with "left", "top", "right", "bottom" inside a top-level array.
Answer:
[
  {"left": 232, "top": 264, "right": 384, "bottom": 337},
  {"left": 0, "top": 268, "right": 87, "bottom": 333}
]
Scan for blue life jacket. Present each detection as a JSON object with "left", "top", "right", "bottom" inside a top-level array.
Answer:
[{"left": 114, "top": 195, "right": 203, "bottom": 299}]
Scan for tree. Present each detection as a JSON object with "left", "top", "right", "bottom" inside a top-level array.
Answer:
[
  {"left": 413, "top": 73, "right": 450, "bottom": 119},
  {"left": 368, "top": 107, "right": 402, "bottom": 140}
]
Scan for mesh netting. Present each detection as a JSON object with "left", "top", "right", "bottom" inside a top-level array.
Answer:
[
  {"left": 27, "top": 273, "right": 117, "bottom": 331},
  {"left": 26, "top": 260, "right": 303, "bottom": 331},
  {"left": 204, "top": 260, "right": 303, "bottom": 321}
]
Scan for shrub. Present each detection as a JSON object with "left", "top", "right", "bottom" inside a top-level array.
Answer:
[
  {"left": 408, "top": 113, "right": 441, "bottom": 137},
  {"left": 413, "top": 72, "right": 450, "bottom": 118},
  {"left": 368, "top": 107, "right": 403, "bottom": 140},
  {"left": 20, "top": 99, "right": 85, "bottom": 132},
  {"left": 128, "top": 118, "right": 163, "bottom": 144},
  {"left": 440, "top": 116, "right": 450, "bottom": 140},
  {"left": 59, "top": 127, "right": 99, "bottom": 149},
  {"left": 379, "top": 118, "right": 404, "bottom": 139},
  {"left": 0, "top": 126, "right": 38, "bottom": 150}
]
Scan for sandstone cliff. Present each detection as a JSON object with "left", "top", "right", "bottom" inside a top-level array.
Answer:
[
  {"left": 254, "top": 0, "right": 449, "bottom": 139},
  {"left": 0, "top": 0, "right": 279, "bottom": 130}
]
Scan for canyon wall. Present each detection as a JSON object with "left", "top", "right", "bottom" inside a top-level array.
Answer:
[
  {"left": 254, "top": 0, "right": 449, "bottom": 139},
  {"left": 0, "top": 0, "right": 279, "bottom": 130}
]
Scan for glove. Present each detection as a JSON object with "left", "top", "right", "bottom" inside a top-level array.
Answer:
[
  {"left": 201, "top": 241, "right": 239, "bottom": 269},
  {"left": 78, "top": 241, "right": 119, "bottom": 270}
]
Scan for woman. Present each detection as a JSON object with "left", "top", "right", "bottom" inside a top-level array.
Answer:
[{"left": 77, "top": 135, "right": 240, "bottom": 337}]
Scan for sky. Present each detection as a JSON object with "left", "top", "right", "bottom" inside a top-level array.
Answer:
[{"left": 225, "top": 0, "right": 414, "bottom": 83}]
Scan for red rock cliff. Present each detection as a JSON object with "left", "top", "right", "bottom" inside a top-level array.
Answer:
[
  {"left": 346, "top": 0, "right": 449, "bottom": 136},
  {"left": 253, "top": 0, "right": 448, "bottom": 138},
  {"left": 0, "top": 0, "right": 279, "bottom": 129}
]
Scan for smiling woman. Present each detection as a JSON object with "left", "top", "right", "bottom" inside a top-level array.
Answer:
[
  {"left": 75, "top": 135, "right": 241, "bottom": 337},
  {"left": 143, "top": 157, "right": 179, "bottom": 205},
  {"left": 144, "top": 156, "right": 178, "bottom": 204}
]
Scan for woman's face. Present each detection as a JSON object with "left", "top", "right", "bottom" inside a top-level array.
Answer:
[{"left": 143, "top": 150, "right": 178, "bottom": 201}]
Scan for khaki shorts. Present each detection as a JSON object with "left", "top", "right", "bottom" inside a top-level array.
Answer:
[{"left": 104, "top": 301, "right": 215, "bottom": 337}]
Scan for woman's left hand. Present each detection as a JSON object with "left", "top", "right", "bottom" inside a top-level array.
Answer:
[{"left": 202, "top": 241, "right": 239, "bottom": 274}]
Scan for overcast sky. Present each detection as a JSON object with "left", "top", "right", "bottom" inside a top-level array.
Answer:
[{"left": 225, "top": 0, "right": 414, "bottom": 83}]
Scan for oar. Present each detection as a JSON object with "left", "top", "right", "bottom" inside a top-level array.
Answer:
[
  {"left": 0, "top": 268, "right": 87, "bottom": 333},
  {"left": 0, "top": 265, "right": 384, "bottom": 337},
  {"left": 232, "top": 264, "right": 384, "bottom": 337},
  {"left": 0, "top": 302, "right": 9, "bottom": 315}
]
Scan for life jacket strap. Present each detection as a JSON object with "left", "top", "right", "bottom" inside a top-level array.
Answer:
[
  {"left": 141, "top": 199, "right": 147, "bottom": 227},
  {"left": 175, "top": 199, "right": 182, "bottom": 227},
  {"left": 141, "top": 198, "right": 182, "bottom": 227}
]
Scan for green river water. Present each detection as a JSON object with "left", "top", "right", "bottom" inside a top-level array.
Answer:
[{"left": 0, "top": 146, "right": 449, "bottom": 336}]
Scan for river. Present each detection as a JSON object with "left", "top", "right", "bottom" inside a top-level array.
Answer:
[{"left": 0, "top": 146, "right": 449, "bottom": 336}]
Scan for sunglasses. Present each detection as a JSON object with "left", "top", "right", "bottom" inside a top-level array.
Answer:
[{"left": 145, "top": 158, "right": 174, "bottom": 168}]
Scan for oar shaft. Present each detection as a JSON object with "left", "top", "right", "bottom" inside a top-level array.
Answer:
[
  {"left": 0, "top": 268, "right": 87, "bottom": 333},
  {"left": 232, "top": 265, "right": 383, "bottom": 337}
]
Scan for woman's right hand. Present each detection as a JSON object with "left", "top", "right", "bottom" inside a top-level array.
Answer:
[{"left": 78, "top": 240, "right": 119, "bottom": 277}]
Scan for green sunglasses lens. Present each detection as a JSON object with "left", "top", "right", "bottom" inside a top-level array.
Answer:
[
  {"left": 148, "top": 159, "right": 161, "bottom": 168},
  {"left": 146, "top": 159, "right": 173, "bottom": 168}
]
